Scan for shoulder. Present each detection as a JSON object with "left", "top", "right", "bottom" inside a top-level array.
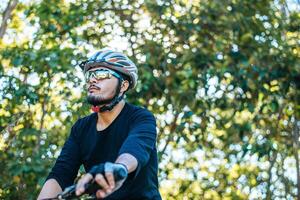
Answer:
[
  {"left": 125, "top": 103, "right": 156, "bottom": 123},
  {"left": 126, "top": 103, "right": 154, "bottom": 116}
]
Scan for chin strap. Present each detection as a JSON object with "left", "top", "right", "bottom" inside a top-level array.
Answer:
[
  {"left": 99, "top": 94, "right": 124, "bottom": 112},
  {"left": 91, "top": 77, "right": 124, "bottom": 113}
]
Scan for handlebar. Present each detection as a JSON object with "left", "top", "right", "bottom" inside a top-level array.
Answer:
[{"left": 44, "top": 166, "right": 127, "bottom": 200}]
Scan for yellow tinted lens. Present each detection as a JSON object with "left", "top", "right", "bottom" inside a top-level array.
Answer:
[
  {"left": 94, "top": 70, "right": 111, "bottom": 79},
  {"left": 85, "top": 70, "right": 111, "bottom": 81}
]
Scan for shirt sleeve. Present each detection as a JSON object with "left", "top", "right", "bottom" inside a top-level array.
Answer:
[
  {"left": 118, "top": 109, "right": 157, "bottom": 178},
  {"left": 46, "top": 120, "right": 82, "bottom": 190}
]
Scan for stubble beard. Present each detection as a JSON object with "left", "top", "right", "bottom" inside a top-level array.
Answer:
[
  {"left": 87, "top": 80, "right": 120, "bottom": 106},
  {"left": 87, "top": 94, "right": 115, "bottom": 106}
]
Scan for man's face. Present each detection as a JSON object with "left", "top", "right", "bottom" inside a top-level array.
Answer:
[{"left": 86, "top": 67, "right": 119, "bottom": 106}]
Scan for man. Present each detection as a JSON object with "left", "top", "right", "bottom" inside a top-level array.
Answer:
[{"left": 37, "top": 49, "right": 162, "bottom": 200}]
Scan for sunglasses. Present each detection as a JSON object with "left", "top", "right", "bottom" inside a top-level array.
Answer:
[{"left": 85, "top": 69, "right": 121, "bottom": 82}]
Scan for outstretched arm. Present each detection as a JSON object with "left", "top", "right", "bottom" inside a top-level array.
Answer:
[
  {"left": 115, "top": 153, "right": 138, "bottom": 173},
  {"left": 75, "top": 153, "right": 138, "bottom": 199},
  {"left": 38, "top": 120, "right": 82, "bottom": 200},
  {"left": 37, "top": 179, "right": 62, "bottom": 200}
]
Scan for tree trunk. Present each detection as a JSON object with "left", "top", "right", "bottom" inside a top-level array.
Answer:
[
  {"left": 0, "top": 0, "right": 18, "bottom": 38},
  {"left": 266, "top": 151, "right": 277, "bottom": 200},
  {"left": 158, "top": 112, "right": 180, "bottom": 161},
  {"left": 292, "top": 119, "right": 300, "bottom": 200},
  {"left": 34, "top": 73, "right": 51, "bottom": 152}
]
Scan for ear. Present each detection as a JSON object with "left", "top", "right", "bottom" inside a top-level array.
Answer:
[{"left": 120, "top": 80, "right": 130, "bottom": 93}]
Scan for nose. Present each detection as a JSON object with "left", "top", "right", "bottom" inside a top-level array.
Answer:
[{"left": 88, "top": 76, "right": 98, "bottom": 84}]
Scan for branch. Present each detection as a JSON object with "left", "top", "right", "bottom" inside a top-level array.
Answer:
[
  {"left": 0, "top": 0, "right": 18, "bottom": 39},
  {"left": 158, "top": 112, "right": 180, "bottom": 161},
  {"left": 1, "top": 112, "right": 25, "bottom": 153},
  {"left": 292, "top": 119, "right": 300, "bottom": 200}
]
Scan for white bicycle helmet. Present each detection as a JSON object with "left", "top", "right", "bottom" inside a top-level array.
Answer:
[{"left": 80, "top": 49, "right": 138, "bottom": 89}]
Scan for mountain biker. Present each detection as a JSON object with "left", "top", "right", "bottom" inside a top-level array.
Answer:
[{"left": 37, "top": 49, "right": 162, "bottom": 200}]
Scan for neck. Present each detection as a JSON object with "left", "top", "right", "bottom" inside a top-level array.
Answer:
[{"left": 96, "top": 100, "right": 125, "bottom": 130}]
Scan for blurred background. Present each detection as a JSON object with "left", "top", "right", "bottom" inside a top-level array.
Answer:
[{"left": 0, "top": 0, "right": 299, "bottom": 199}]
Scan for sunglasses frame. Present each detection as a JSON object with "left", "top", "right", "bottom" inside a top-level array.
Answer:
[{"left": 85, "top": 69, "right": 122, "bottom": 82}]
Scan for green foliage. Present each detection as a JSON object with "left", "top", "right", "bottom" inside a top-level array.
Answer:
[{"left": 0, "top": 0, "right": 299, "bottom": 199}]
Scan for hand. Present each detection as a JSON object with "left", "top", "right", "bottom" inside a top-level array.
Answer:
[{"left": 75, "top": 162, "right": 128, "bottom": 199}]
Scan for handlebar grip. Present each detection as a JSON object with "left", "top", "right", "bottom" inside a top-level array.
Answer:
[
  {"left": 57, "top": 165, "right": 127, "bottom": 200},
  {"left": 84, "top": 166, "right": 127, "bottom": 195}
]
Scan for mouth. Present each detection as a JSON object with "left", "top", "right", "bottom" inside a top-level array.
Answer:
[{"left": 88, "top": 87, "right": 100, "bottom": 93}]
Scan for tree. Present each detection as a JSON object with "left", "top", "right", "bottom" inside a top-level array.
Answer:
[{"left": 0, "top": 0, "right": 299, "bottom": 199}]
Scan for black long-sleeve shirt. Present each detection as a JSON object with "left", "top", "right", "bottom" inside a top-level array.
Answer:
[{"left": 46, "top": 103, "right": 161, "bottom": 200}]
